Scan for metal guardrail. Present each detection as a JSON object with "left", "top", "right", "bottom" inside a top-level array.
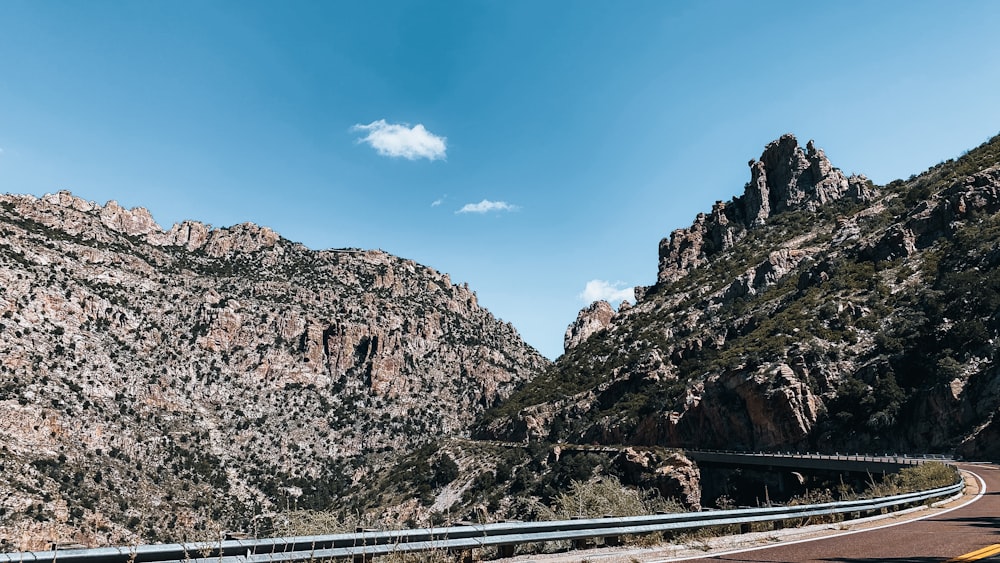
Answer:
[
  {"left": 2, "top": 479, "right": 963, "bottom": 563},
  {"left": 685, "top": 450, "right": 954, "bottom": 473},
  {"left": 686, "top": 449, "right": 954, "bottom": 463}
]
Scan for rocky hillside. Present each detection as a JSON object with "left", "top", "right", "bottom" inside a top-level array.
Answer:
[
  {"left": 0, "top": 192, "right": 549, "bottom": 550},
  {"left": 480, "top": 132, "right": 1000, "bottom": 461}
]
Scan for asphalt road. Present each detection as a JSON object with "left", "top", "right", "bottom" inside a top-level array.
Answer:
[{"left": 672, "top": 462, "right": 1000, "bottom": 563}]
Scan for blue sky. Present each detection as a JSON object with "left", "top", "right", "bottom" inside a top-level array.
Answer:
[{"left": 2, "top": 1, "right": 999, "bottom": 359}]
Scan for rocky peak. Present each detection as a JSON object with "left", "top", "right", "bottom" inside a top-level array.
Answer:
[
  {"left": 564, "top": 300, "right": 616, "bottom": 352},
  {"left": 100, "top": 199, "right": 161, "bottom": 237},
  {"left": 476, "top": 131, "right": 1000, "bottom": 523},
  {"left": 40, "top": 190, "right": 96, "bottom": 212},
  {"left": 657, "top": 134, "right": 875, "bottom": 285},
  {"left": 741, "top": 134, "right": 857, "bottom": 226},
  {"left": 3, "top": 191, "right": 283, "bottom": 257},
  {"left": 157, "top": 220, "right": 212, "bottom": 251}
]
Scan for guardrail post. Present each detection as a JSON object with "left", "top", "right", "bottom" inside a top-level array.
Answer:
[
  {"left": 451, "top": 521, "right": 475, "bottom": 563},
  {"left": 353, "top": 527, "right": 377, "bottom": 562},
  {"left": 498, "top": 544, "right": 516, "bottom": 558},
  {"left": 596, "top": 514, "right": 621, "bottom": 546},
  {"left": 567, "top": 516, "right": 590, "bottom": 550}
]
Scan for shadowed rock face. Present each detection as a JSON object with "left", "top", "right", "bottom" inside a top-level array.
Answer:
[
  {"left": 482, "top": 132, "right": 1000, "bottom": 466},
  {"left": 0, "top": 191, "right": 549, "bottom": 548},
  {"left": 957, "top": 414, "right": 1000, "bottom": 461}
]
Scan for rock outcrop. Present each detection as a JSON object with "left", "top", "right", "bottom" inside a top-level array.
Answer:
[
  {"left": 658, "top": 201, "right": 739, "bottom": 284},
  {"left": 617, "top": 447, "right": 701, "bottom": 509},
  {"left": 723, "top": 248, "right": 815, "bottom": 302},
  {"left": 564, "top": 300, "right": 616, "bottom": 352},
  {"left": 957, "top": 414, "right": 1000, "bottom": 461}
]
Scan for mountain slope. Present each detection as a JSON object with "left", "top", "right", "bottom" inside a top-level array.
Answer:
[
  {"left": 0, "top": 192, "right": 549, "bottom": 549},
  {"left": 479, "top": 132, "right": 1000, "bottom": 460}
]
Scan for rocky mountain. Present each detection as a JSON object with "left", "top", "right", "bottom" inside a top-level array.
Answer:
[
  {"left": 7, "top": 132, "right": 1000, "bottom": 551},
  {"left": 480, "top": 132, "right": 1000, "bottom": 462},
  {"left": 0, "top": 192, "right": 549, "bottom": 549}
]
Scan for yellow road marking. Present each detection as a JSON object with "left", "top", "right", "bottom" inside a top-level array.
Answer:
[{"left": 947, "top": 544, "right": 1000, "bottom": 562}]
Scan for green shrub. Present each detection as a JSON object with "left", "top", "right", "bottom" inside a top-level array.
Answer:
[
  {"left": 552, "top": 476, "right": 683, "bottom": 519},
  {"left": 891, "top": 462, "right": 959, "bottom": 493},
  {"left": 864, "top": 462, "right": 959, "bottom": 499}
]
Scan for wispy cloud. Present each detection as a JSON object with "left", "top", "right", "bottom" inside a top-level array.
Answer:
[
  {"left": 431, "top": 195, "right": 446, "bottom": 207},
  {"left": 579, "top": 280, "right": 634, "bottom": 304},
  {"left": 456, "top": 200, "right": 519, "bottom": 214},
  {"left": 352, "top": 119, "right": 446, "bottom": 161}
]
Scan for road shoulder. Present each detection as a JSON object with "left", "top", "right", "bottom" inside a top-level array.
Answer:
[{"left": 503, "top": 467, "right": 984, "bottom": 563}]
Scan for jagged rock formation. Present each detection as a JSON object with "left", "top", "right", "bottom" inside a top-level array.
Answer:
[
  {"left": 658, "top": 135, "right": 872, "bottom": 284},
  {"left": 564, "top": 300, "right": 616, "bottom": 352},
  {"left": 0, "top": 192, "right": 549, "bottom": 549},
  {"left": 480, "top": 132, "right": 1000, "bottom": 466},
  {"left": 742, "top": 137, "right": 864, "bottom": 226}
]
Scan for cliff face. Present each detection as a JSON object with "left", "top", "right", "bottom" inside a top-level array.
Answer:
[
  {"left": 0, "top": 192, "right": 549, "bottom": 549},
  {"left": 483, "top": 133, "right": 1000, "bottom": 462}
]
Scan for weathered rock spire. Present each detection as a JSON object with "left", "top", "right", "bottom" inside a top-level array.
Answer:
[{"left": 657, "top": 134, "right": 874, "bottom": 285}]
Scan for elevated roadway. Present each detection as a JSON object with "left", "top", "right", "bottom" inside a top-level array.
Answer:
[{"left": 686, "top": 449, "right": 944, "bottom": 474}]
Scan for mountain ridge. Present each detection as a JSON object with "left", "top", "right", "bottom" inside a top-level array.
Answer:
[{"left": 0, "top": 191, "right": 548, "bottom": 549}]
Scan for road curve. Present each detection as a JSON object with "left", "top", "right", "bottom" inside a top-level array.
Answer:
[{"left": 671, "top": 462, "right": 999, "bottom": 563}]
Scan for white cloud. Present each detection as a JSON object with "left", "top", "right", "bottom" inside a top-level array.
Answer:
[
  {"left": 352, "top": 119, "right": 446, "bottom": 161},
  {"left": 456, "top": 200, "right": 519, "bottom": 214},
  {"left": 431, "top": 195, "right": 446, "bottom": 207},
  {"left": 579, "top": 280, "right": 634, "bottom": 304}
]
